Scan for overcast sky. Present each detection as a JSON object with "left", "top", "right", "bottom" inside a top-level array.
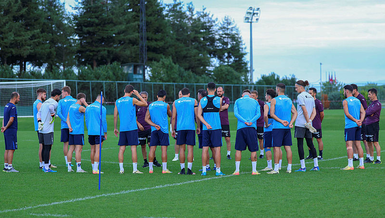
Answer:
[{"left": 62, "top": 0, "right": 385, "bottom": 86}]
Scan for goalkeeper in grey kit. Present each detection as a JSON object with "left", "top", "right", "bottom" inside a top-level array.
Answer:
[{"left": 37, "top": 89, "right": 62, "bottom": 173}]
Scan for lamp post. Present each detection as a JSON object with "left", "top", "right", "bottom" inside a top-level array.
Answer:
[
  {"left": 244, "top": 7, "right": 261, "bottom": 83},
  {"left": 320, "top": 63, "right": 322, "bottom": 103}
]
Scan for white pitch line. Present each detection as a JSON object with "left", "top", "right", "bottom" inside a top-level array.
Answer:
[{"left": 30, "top": 213, "right": 71, "bottom": 217}]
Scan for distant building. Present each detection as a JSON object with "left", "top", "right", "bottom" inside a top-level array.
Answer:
[{"left": 122, "top": 63, "right": 145, "bottom": 82}]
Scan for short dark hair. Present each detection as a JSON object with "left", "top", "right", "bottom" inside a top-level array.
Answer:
[
  {"left": 207, "top": 82, "right": 216, "bottom": 91},
  {"left": 62, "top": 86, "right": 71, "bottom": 95},
  {"left": 296, "top": 80, "right": 309, "bottom": 87},
  {"left": 10, "top": 92, "right": 19, "bottom": 100},
  {"left": 124, "top": 85, "right": 134, "bottom": 93},
  {"left": 344, "top": 85, "right": 353, "bottom": 93},
  {"left": 181, "top": 88, "right": 190, "bottom": 95},
  {"left": 201, "top": 90, "right": 208, "bottom": 97},
  {"left": 266, "top": 89, "right": 276, "bottom": 98},
  {"left": 351, "top": 84, "right": 358, "bottom": 91},
  {"left": 276, "top": 83, "right": 285, "bottom": 90},
  {"left": 368, "top": 88, "right": 377, "bottom": 96},
  {"left": 243, "top": 89, "right": 251, "bottom": 94},
  {"left": 251, "top": 90, "right": 258, "bottom": 95},
  {"left": 77, "top": 93, "right": 86, "bottom": 100},
  {"left": 36, "top": 88, "right": 46, "bottom": 96},
  {"left": 309, "top": 87, "right": 317, "bottom": 94},
  {"left": 51, "top": 89, "right": 62, "bottom": 97},
  {"left": 197, "top": 89, "right": 205, "bottom": 95},
  {"left": 157, "top": 90, "right": 167, "bottom": 98}
]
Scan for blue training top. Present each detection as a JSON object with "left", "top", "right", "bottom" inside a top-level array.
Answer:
[
  {"left": 264, "top": 102, "right": 274, "bottom": 132},
  {"left": 234, "top": 95, "right": 260, "bottom": 130},
  {"left": 85, "top": 101, "right": 107, "bottom": 135},
  {"left": 33, "top": 99, "right": 42, "bottom": 131},
  {"left": 200, "top": 95, "right": 221, "bottom": 130},
  {"left": 175, "top": 97, "right": 196, "bottom": 131},
  {"left": 69, "top": 104, "right": 85, "bottom": 135},
  {"left": 116, "top": 96, "right": 137, "bottom": 132},
  {"left": 3, "top": 102, "right": 17, "bottom": 133},
  {"left": 344, "top": 96, "right": 361, "bottom": 129},
  {"left": 149, "top": 101, "right": 169, "bottom": 134},
  {"left": 57, "top": 96, "right": 77, "bottom": 129},
  {"left": 272, "top": 95, "right": 292, "bottom": 129}
]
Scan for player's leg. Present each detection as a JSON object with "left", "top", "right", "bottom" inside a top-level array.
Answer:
[
  {"left": 179, "top": 144, "right": 186, "bottom": 174},
  {"left": 93, "top": 140, "right": 103, "bottom": 173},
  {"left": 38, "top": 132, "right": 43, "bottom": 169},
  {"left": 366, "top": 141, "right": 374, "bottom": 163},
  {"left": 234, "top": 150, "right": 242, "bottom": 174},
  {"left": 67, "top": 145, "right": 75, "bottom": 172},
  {"left": 234, "top": 129, "right": 245, "bottom": 175},
  {"left": 343, "top": 140, "right": 354, "bottom": 170},
  {"left": 201, "top": 146, "right": 209, "bottom": 175},
  {"left": 210, "top": 147, "right": 216, "bottom": 169},
  {"left": 355, "top": 139, "right": 364, "bottom": 168},
  {"left": 7, "top": 150, "right": 15, "bottom": 167},
  {"left": 173, "top": 142, "right": 180, "bottom": 161},
  {"left": 214, "top": 146, "right": 223, "bottom": 175},
  {"left": 161, "top": 145, "right": 171, "bottom": 173},
  {"left": 75, "top": 144, "right": 85, "bottom": 172},
  {"left": 148, "top": 145, "right": 156, "bottom": 173},
  {"left": 118, "top": 145, "right": 126, "bottom": 173},
  {"left": 296, "top": 138, "right": 305, "bottom": 170},
  {"left": 141, "top": 144, "right": 148, "bottom": 167},
  {"left": 373, "top": 142, "right": 381, "bottom": 163},
  {"left": 316, "top": 138, "right": 324, "bottom": 159},
  {"left": 258, "top": 138, "right": 264, "bottom": 158},
  {"left": 130, "top": 145, "right": 140, "bottom": 173},
  {"left": 305, "top": 137, "right": 319, "bottom": 170},
  {"left": 187, "top": 145, "right": 194, "bottom": 174},
  {"left": 225, "top": 137, "right": 231, "bottom": 159},
  {"left": 3, "top": 150, "right": 9, "bottom": 171},
  {"left": 90, "top": 144, "right": 95, "bottom": 169},
  {"left": 284, "top": 145, "right": 293, "bottom": 173}
]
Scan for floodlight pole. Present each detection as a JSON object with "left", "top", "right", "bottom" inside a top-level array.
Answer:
[
  {"left": 250, "top": 22, "right": 253, "bottom": 83},
  {"left": 244, "top": 7, "right": 260, "bottom": 84},
  {"left": 320, "top": 62, "right": 322, "bottom": 104}
]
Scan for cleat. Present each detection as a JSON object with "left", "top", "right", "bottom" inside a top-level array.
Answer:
[
  {"left": 353, "top": 157, "right": 359, "bottom": 161},
  {"left": 317, "top": 156, "right": 323, "bottom": 160},
  {"left": 162, "top": 169, "right": 172, "bottom": 174},
  {"left": 142, "top": 162, "right": 149, "bottom": 168},
  {"left": 76, "top": 169, "right": 87, "bottom": 173},
  {"left": 119, "top": 170, "right": 124, "bottom": 174},
  {"left": 213, "top": 167, "right": 216, "bottom": 171},
  {"left": 153, "top": 160, "right": 161, "bottom": 167},
  {"left": 68, "top": 168, "right": 74, "bottom": 172},
  {"left": 252, "top": 171, "right": 260, "bottom": 175},
  {"left": 232, "top": 171, "right": 240, "bottom": 175},
  {"left": 172, "top": 156, "right": 179, "bottom": 162},
  {"left": 357, "top": 165, "right": 365, "bottom": 169},
  {"left": 311, "top": 166, "right": 320, "bottom": 171},
  {"left": 267, "top": 170, "right": 279, "bottom": 174},
  {"left": 374, "top": 160, "right": 382, "bottom": 164},
  {"left": 227, "top": 155, "right": 231, "bottom": 160},
  {"left": 341, "top": 166, "right": 354, "bottom": 170},
  {"left": 49, "top": 164, "right": 57, "bottom": 169},
  {"left": 178, "top": 168, "right": 185, "bottom": 175},
  {"left": 216, "top": 171, "right": 225, "bottom": 176},
  {"left": 201, "top": 172, "right": 207, "bottom": 176},
  {"left": 3, "top": 168, "right": 8, "bottom": 172},
  {"left": 7, "top": 167, "right": 19, "bottom": 173},
  {"left": 261, "top": 167, "right": 273, "bottom": 172},
  {"left": 286, "top": 170, "right": 292, "bottom": 174},
  {"left": 365, "top": 158, "right": 373, "bottom": 163},
  {"left": 149, "top": 170, "right": 153, "bottom": 174},
  {"left": 259, "top": 154, "right": 264, "bottom": 159},
  {"left": 133, "top": 170, "right": 143, "bottom": 174},
  {"left": 187, "top": 169, "right": 196, "bottom": 175},
  {"left": 295, "top": 168, "right": 306, "bottom": 172},
  {"left": 43, "top": 168, "right": 57, "bottom": 173},
  {"left": 39, "top": 166, "right": 43, "bottom": 170},
  {"left": 92, "top": 170, "right": 104, "bottom": 174},
  {"left": 305, "top": 155, "right": 312, "bottom": 160},
  {"left": 199, "top": 167, "right": 211, "bottom": 172}
]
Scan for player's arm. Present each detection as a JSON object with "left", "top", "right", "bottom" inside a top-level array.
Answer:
[
  {"left": 233, "top": 101, "right": 247, "bottom": 124},
  {"left": 300, "top": 105, "right": 310, "bottom": 123},
  {"left": 102, "top": 107, "right": 108, "bottom": 140},
  {"left": 36, "top": 102, "right": 42, "bottom": 111},
  {"left": 264, "top": 104, "right": 270, "bottom": 127},
  {"left": 320, "top": 111, "right": 324, "bottom": 122},
  {"left": 249, "top": 101, "right": 261, "bottom": 124},
  {"left": 66, "top": 112, "right": 72, "bottom": 132},
  {"left": 1, "top": 117, "right": 14, "bottom": 132},
  {"left": 289, "top": 104, "right": 298, "bottom": 128},
  {"left": 172, "top": 102, "right": 176, "bottom": 132},
  {"left": 194, "top": 99, "right": 202, "bottom": 133},
  {"left": 79, "top": 106, "right": 86, "bottom": 113},
  {"left": 167, "top": 104, "right": 172, "bottom": 117},
  {"left": 309, "top": 107, "right": 316, "bottom": 121},
  {"left": 114, "top": 103, "right": 119, "bottom": 137},
  {"left": 80, "top": 98, "right": 89, "bottom": 107},
  {"left": 269, "top": 99, "right": 285, "bottom": 125},
  {"left": 343, "top": 100, "right": 357, "bottom": 122},
  {"left": 220, "top": 97, "right": 229, "bottom": 112},
  {"left": 197, "top": 103, "right": 210, "bottom": 129},
  {"left": 137, "top": 120, "right": 144, "bottom": 131},
  {"left": 359, "top": 104, "right": 366, "bottom": 124},
  {"left": 145, "top": 110, "right": 160, "bottom": 130},
  {"left": 132, "top": 90, "right": 147, "bottom": 107},
  {"left": 57, "top": 101, "right": 66, "bottom": 121}
]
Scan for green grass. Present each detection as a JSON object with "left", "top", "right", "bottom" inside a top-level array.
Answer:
[{"left": 1, "top": 110, "right": 384, "bottom": 217}]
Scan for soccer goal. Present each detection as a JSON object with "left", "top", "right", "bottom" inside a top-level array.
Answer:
[{"left": 0, "top": 80, "right": 66, "bottom": 117}]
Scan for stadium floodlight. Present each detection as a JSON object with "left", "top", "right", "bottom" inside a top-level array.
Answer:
[{"left": 244, "top": 7, "right": 261, "bottom": 83}]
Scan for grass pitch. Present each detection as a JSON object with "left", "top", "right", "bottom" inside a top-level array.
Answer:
[{"left": 0, "top": 110, "right": 384, "bottom": 217}]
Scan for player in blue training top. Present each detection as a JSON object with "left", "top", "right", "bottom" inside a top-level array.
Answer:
[
  {"left": 33, "top": 88, "right": 47, "bottom": 169},
  {"left": 232, "top": 89, "right": 261, "bottom": 176},
  {"left": 57, "top": 86, "right": 76, "bottom": 167},
  {"left": 86, "top": 94, "right": 107, "bottom": 174},
  {"left": 267, "top": 83, "right": 297, "bottom": 174},
  {"left": 66, "top": 93, "right": 89, "bottom": 173},
  {"left": 342, "top": 85, "right": 365, "bottom": 170},
  {"left": 114, "top": 85, "right": 148, "bottom": 174},
  {"left": 145, "top": 90, "right": 172, "bottom": 174},
  {"left": 2, "top": 92, "right": 20, "bottom": 172},
  {"left": 172, "top": 87, "right": 200, "bottom": 175},
  {"left": 197, "top": 82, "right": 225, "bottom": 176}
]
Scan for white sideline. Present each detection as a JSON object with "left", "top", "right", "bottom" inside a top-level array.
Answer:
[{"left": 30, "top": 213, "right": 71, "bottom": 217}]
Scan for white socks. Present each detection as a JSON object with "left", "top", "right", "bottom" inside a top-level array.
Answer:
[
  {"left": 162, "top": 162, "right": 167, "bottom": 171},
  {"left": 300, "top": 159, "right": 306, "bottom": 168},
  {"left": 180, "top": 163, "right": 185, "bottom": 169},
  {"left": 133, "top": 163, "right": 138, "bottom": 172},
  {"left": 149, "top": 162, "right": 154, "bottom": 171},
  {"left": 119, "top": 163, "right": 124, "bottom": 171},
  {"left": 359, "top": 158, "right": 364, "bottom": 166},
  {"left": 260, "top": 149, "right": 264, "bottom": 155},
  {"left": 353, "top": 153, "right": 358, "bottom": 159},
  {"left": 94, "top": 162, "right": 99, "bottom": 171},
  {"left": 279, "top": 159, "right": 282, "bottom": 169},
  {"left": 274, "top": 163, "right": 279, "bottom": 172},
  {"left": 188, "top": 162, "right": 192, "bottom": 170},
  {"left": 377, "top": 156, "right": 381, "bottom": 161},
  {"left": 202, "top": 166, "right": 207, "bottom": 173},
  {"left": 227, "top": 151, "right": 231, "bottom": 156},
  {"left": 64, "top": 156, "right": 68, "bottom": 164},
  {"left": 348, "top": 158, "right": 353, "bottom": 167},
  {"left": 216, "top": 167, "right": 221, "bottom": 173},
  {"left": 252, "top": 161, "right": 257, "bottom": 172},
  {"left": 76, "top": 162, "right": 81, "bottom": 171},
  {"left": 235, "top": 161, "right": 240, "bottom": 172},
  {"left": 287, "top": 164, "right": 292, "bottom": 171},
  {"left": 314, "top": 158, "right": 318, "bottom": 167},
  {"left": 175, "top": 154, "right": 179, "bottom": 159},
  {"left": 267, "top": 160, "right": 272, "bottom": 169}
]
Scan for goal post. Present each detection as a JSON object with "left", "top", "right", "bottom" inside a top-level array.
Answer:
[{"left": 0, "top": 80, "right": 66, "bottom": 117}]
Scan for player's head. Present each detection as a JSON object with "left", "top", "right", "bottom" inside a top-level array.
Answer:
[
  {"left": 351, "top": 84, "right": 358, "bottom": 96},
  {"left": 242, "top": 89, "right": 251, "bottom": 97},
  {"left": 207, "top": 82, "right": 216, "bottom": 93},
  {"left": 251, "top": 90, "right": 258, "bottom": 100},
  {"left": 309, "top": 87, "right": 317, "bottom": 98},
  {"left": 197, "top": 89, "right": 205, "bottom": 101},
  {"left": 157, "top": 89, "right": 167, "bottom": 100},
  {"left": 61, "top": 86, "right": 71, "bottom": 98},
  {"left": 96, "top": 94, "right": 105, "bottom": 104},
  {"left": 343, "top": 85, "right": 353, "bottom": 98},
  {"left": 217, "top": 86, "right": 224, "bottom": 97},
  {"left": 77, "top": 93, "right": 86, "bottom": 101},
  {"left": 36, "top": 88, "right": 47, "bottom": 101},
  {"left": 51, "top": 89, "right": 62, "bottom": 101},
  {"left": 124, "top": 85, "right": 134, "bottom": 94},
  {"left": 265, "top": 89, "right": 276, "bottom": 101},
  {"left": 295, "top": 80, "right": 309, "bottom": 93},
  {"left": 140, "top": 91, "right": 148, "bottom": 101},
  {"left": 10, "top": 92, "right": 20, "bottom": 104},
  {"left": 181, "top": 88, "right": 190, "bottom": 97},
  {"left": 368, "top": 88, "right": 377, "bottom": 101},
  {"left": 178, "top": 90, "right": 182, "bottom": 99},
  {"left": 276, "top": 83, "right": 285, "bottom": 94}
]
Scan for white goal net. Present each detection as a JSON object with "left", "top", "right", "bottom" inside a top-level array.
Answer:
[{"left": 0, "top": 80, "right": 66, "bottom": 117}]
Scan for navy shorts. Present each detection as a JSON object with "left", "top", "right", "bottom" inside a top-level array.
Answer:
[
  {"left": 37, "top": 131, "right": 44, "bottom": 144},
  {"left": 345, "top": 127, "right": 361, "bottom": 142},
  {"left": 177, "top": 130, "right": 195, "bottom": 146},
  {"left": 198, "top": 133, "right": 203, "bottom": 149},
  {"left": 202, "top": 129, "right": 222, "bottom": 148},
  {"left": 272, "top": 129, "right": 292, "bottom": 147},
  {"left": 263, "top": 131, "right": 272, "bottom": 148},
  {"left": 138, "top": 129, "right": 151, "bottom": 145},
  {"left": 221, "top": 125, "right": 231, "bottom": 137},
  {"left": 235, "top": 127, "right": 258, "bottom": 152},
  {"left": 118, "top": 130, "right": 139, "bottom": 146},
  {"left": 312, "top": 129, "right": 322, "bottom": 139},
  {"left": 256, "top": 127, "right": 264, "bottom": 139},
  {"left": 61, "top": 128, "right": 70, "bottom": 142},
  {"left": 150, "top": 130, "right": 170, "bottom": 146},
  {"left": 360, "top": 124, "right": 366, "bottom": 141},
  {"left": 88, "top": 135, "right": 105, "bottom": 145},
  {"left": 4, "top": 130, "right": 17, "bottom": 150},
  {"left": 69, "top": 134, "right": 84, "bottom": 146},
  {"left": 365, "top": 122, "right": 379, "bottom": 142}
]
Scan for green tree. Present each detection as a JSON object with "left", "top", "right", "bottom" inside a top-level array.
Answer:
[
  {"left": 255, "top": 72, "right": 296, "bottom": 86},
  {"left": 212, "top": 65, "right": 243, "bottom": 84}
]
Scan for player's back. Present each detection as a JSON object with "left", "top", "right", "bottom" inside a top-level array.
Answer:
[
  {"left": 58, "top": 96, "right": 76, "bottom": 128},
  {"left": 273, "top": 95, "right": 292, "bottom": 129},
  {"left": 175, "top": 97, "right": 196, "bottom": 131},
  {"left": 85, "top": 101, "right": 107, "bottom": 135},
  {"left": 33, "top": 99, "right": 42, "bottom": 131},
  {"left": 295, "top": 92, "right": 315, "bottom": 127},
  {"left": 234, "top": 95, "right": 259, "bottom": 129},
  {"left": 3, "top": 102, "right": 17, "bottom": 131},
  {"left": 69, "top": 104, "right": 84, "bottom": 135},
  {"left": 200, "top": 95, "right": 221, "bottom": 130},
  {"left": 40, "top": 98, "right": 58, "bottom": 133},
  {"left": 264, "top": 102, "right": 273, "bottom": 132},
  {"left": 149, "top": 101, "right": 169, "bottom": 133},
  {"left": 344, "top": 96, "right": 361, "bottom": 128},
  {"left": 116, "top": 96, "right": 137, "bottom": 131}
]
